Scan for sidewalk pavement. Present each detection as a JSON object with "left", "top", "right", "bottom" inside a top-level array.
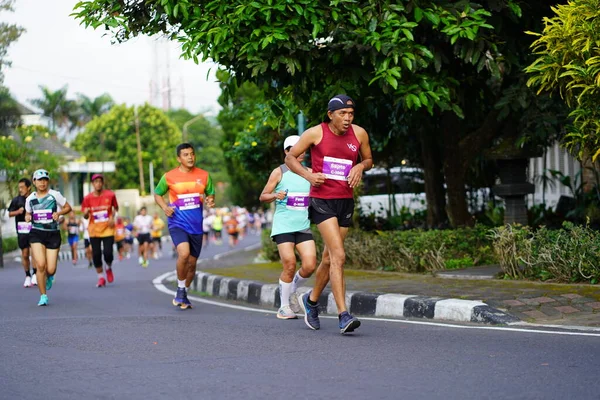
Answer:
[{"left": 191, "top": 248, "right": 600, "bottom": 328}]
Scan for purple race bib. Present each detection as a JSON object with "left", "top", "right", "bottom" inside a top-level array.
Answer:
[
  {"left": 322, "top": 156, "right": 353, "bottom": 181},
  {"left": 17, "top": 221, "right": 32, "bottom": 234},
  {"left": 33, "top": 209, "right": 53, "bottom": 224},
  {"left": 93, "top": 210, "right": 109, "bottom": 222},
  {"left": 286, "top": 192, "right": 309, "bottom": 210},
  {"left": 173, "top": 193, "right": 202, "bottom": 211}
]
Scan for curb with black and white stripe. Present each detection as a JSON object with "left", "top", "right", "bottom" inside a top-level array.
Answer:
[
  {"left": 169, "top": 271, "right": 519, "bottom": 325},
  {"left": 58, "top": 249, "right": 87, "bottom": 261}
]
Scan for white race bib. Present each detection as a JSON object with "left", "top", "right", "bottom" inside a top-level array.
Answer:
[
  {"left": 286, "top": 192, "right": 310, "bottom": 211},
  {"left": 322, "top": 156, "right": 353, "bottom": 181},
  {"left": 173, "top": 193, "right": 202, "bottom": 211},
  {"left": 32, "top": 209, "right": 53, "bottom": 224},
  {"left": 17, "top": 221, "right": 32, "bottom": 234},
  {"left": 93, "top": 210, "right": 109, "bottom": 222}
]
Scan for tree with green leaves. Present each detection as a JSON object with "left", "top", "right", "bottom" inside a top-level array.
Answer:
[
  {"left": 76, "top": 92, "right": 114, "bottom": 125},
  {"left": 525, "top": 0, "right": 600, "bottom": 162},
  {"left": 72, "top": 104, "right": 181, "bottom": 192},
  {"left": 29, "top": 85, "right": 74, "bottom": 132},
  {"left": 73, "top": 0, "right": 566, "bottom": 226},
  {"left": 0, "top": 0, "right": 24, "bottom": 83},
  {"left": 0, "top": 125, "right": 62, "bottom": 198}
]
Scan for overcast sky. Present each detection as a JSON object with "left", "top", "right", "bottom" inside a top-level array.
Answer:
[{"left": 3, "top": 0, "right": 222, "bottom": 115}]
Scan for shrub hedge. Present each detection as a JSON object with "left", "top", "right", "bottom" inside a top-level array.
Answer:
[{"left": 262, "top": 222, "right": 600, "bottom": 283}]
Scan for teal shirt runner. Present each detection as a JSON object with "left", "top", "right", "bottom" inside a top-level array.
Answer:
[
  {"left": 25, "top": 189, "right": 67, "bottom": 232},
  {"left": 271, "top": 165, "right": 311, "bottom": 237}
]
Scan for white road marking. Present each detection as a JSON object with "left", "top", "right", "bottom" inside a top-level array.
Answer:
[
  {"left": 213, "top": 243, "right": 262, "bottom": 260},
  {"left": 153, "top": 271, "right": 600, "bottom": 337}
]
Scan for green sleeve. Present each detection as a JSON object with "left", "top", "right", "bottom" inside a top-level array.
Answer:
[
  {"left": 154, "top": 174, "right": 168, "bottom": 196},
  {"left": 205, "top": 174, "right": 215, "bottom": 196}
]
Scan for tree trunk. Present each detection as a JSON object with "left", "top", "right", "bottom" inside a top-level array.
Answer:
[
  {"left": 442, "top": 112, "right": 473, "bottom": 227},
  {"left": 420, "top": 131, "right": 447, "bottom": 227}
]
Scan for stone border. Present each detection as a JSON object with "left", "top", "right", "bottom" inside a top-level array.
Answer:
[{"left": 179, "top": 270, "right": 519, "bottom": 325}]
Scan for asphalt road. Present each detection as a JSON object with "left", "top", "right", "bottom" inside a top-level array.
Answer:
[{"left": 1, "top": 233, "right": 598, "bottom": 400}]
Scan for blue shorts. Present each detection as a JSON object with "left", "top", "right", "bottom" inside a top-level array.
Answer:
[
  {"left": 169, "top": 226, "right": 203, "bottom": 258},
  {"left": 68, "top": 234, "right": 79, "bottom": 246}
]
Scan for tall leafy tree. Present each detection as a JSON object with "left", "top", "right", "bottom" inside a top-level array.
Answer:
[
  {"left": 72, "top": 104, "right": 181, "bottom": 191},
  {"left": 0, "top": 0, "right": 24, "bottom": 84},
  {"left": 0, "top": 125, "right": 62, "bottom": 198},
  {"left": 76, "top": 93, "right": 114, "bottom": 124},
  {"left": 525, "top": 0, "right": 600, "bottom": 161},
  {"left": 29, "top": 85, "right": 71, "bottom": 132},
  {"left": 73, "top": 0, "right": 566, "bottom": 226}
]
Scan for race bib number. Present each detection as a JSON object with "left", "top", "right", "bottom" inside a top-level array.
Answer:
[
  {"left": 93, "top": 210, "right": 109, "bottom": 222},
  {"left": 68, "top": 226, "right": 78, "bottom": 235},
  {"left": 322, "top": 156, "right": 353, "bottom": 181},
  {"left": 173, "top": 193, "right": 202, "bottom": 211},
  {"left": 116, "top": 228, "right": 124, "bottom": 236},
  {"left": 286, "top": 192, "right": 310, "bottom": 210},
  {"left": 32, "top": 209, "right": 53, "bottom": 224},
  {"left": 17, "top": 221, "right": 32, "bottom": 234}
]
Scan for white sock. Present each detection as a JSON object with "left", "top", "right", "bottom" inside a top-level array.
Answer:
[
  {"left": 97, "top": 273, "right": 104, "bottom": 279},
  {"left": 292, "top": 270, "right": 307, "bottom": 293},
  {"left": 185, "top": 286, "right": 190, "bottom": 292},
  {"left": 177, "top": 279, "right": 186, "bottom": 288},
  {"left": 279, "top": 279, "right": 292, "bottom": 307}
]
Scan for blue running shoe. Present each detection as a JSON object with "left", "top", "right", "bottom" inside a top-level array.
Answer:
[
  {"left": 339, "top": 311, "right": 361, "bottom": 334},
  {"left": 46, "top": 275, "right": 54, "bottom": 291},
  {"left": 173, "top": 287, "right": 185, "bottom": 307},
  {"left": 299, "top": 291, "right": 320, "bottom": 330},
  {"left": 38, "top": 294, "right": 48, "bottom": 306},
  {"left": 180, "top": 289, "right": 192, "bottom": 310}
]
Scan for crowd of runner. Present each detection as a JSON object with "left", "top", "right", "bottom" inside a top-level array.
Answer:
[{"left": 6, "top": 94, "right": 372, "bottom": 334}]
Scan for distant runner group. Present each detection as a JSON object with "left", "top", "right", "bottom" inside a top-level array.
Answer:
[{"left": 8, "top": 95, "right": 373, "bottom": 334}]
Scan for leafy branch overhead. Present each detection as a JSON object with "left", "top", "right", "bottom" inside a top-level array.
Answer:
[
  {"left": 73, "top": 0, "right": 502, "bottom": 119},
  {"left": 525, "top": 0, "right": 600, "bottom": 161}
]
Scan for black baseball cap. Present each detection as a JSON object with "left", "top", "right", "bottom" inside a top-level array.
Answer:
[{"left": 327, "top": 94, "right": 355, "bottom": 112}]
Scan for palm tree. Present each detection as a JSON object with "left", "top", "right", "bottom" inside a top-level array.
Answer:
[
  {"left": 77, "top": 93, "right": 114, "bottom": 124},
  {"left": 29, "top": 85, "right": 70, "bottom": 132}
]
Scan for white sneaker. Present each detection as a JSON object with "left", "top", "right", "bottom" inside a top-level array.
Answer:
[
  {"left": 31, "top": 274, "right": 38, "bottom": 286},
  {"left": 138, "top": 256, "right": 144, "bottom": 265},
  {"left": 289, "top": 292, "right": 302, "bottom": 313},
  {"left": 277, "top": 305, "right": 298, "bottom": 320},
  {"left": 23, "top": 276, "right": 32, "bottom": 288}
]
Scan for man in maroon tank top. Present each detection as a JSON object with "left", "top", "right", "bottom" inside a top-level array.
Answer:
[{"left": 285, "top": 94, "right": 373, "bottom": 334}]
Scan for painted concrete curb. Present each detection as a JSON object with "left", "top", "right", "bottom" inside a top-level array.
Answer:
[{"left": 172, "top": 270, "right": 519, "bottom": 325}]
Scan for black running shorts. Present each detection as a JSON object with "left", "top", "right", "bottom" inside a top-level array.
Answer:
[
  {"left": 308, "top": 198, "right": 354, "bottom": 227},
  {"left": 272, "top": 230, "right": 314, "bottom": 245},
  {"left": 29, "top": 229, "right": 62, "bottom": 250},
  {"left": 17, "top": 233, "right": 30, "bottom": 250}
]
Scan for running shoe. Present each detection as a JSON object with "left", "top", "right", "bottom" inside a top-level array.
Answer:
[
  {"left": 179, "top": 290, "right": 193, "bottom": 310},
  {"left": 142, "top": 260, "right": 149, "bottom": 268},
  {"left": 277, "top": 305, "right": 297, "bottom": 320},
  {"left": 138, "top": 256, "right": 144, "bottom": 265},
  {"left": 23, "top": 276, "right": 32, "bottom": 288},
  {"left": 37, "top": 294, "right": 48, "bottom": 306},
  {"left": 31, "top": 274, "right": 37, "bottom": 286},
  {"left": 88, "top": 261, "right": 93, "bottom": 268},
  {"left": 106, "top": 268, "right": 114, "bottom": 283},
  {"left": 46, "top": 275, "right": 54, "bottom": 291},
  {"left": 96, "top": 277, "right": 106, "bottom": 288},
  {"left": 118, "top": 254, "right": 123, "bottom": 261},
  {"left": 299, "top": 291, "right": 320, "bottom": 330},
  {"left": 288, "top": 291, "right": 301, "bottom": 313},
  {"left": 173, "top": 287, "right": 186, "bottom": 307},
  {"left": 339, "top": 311, "right": 361, "bottom": 334}
]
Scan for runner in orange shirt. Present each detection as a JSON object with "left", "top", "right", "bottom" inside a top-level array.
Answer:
[{"left": 81, "top": 174, "right": 119, "bottom": 288}]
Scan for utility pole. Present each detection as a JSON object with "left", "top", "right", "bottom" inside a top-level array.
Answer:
[{"left": 134, "top": 107, "right": 145, "bottom": 195}]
